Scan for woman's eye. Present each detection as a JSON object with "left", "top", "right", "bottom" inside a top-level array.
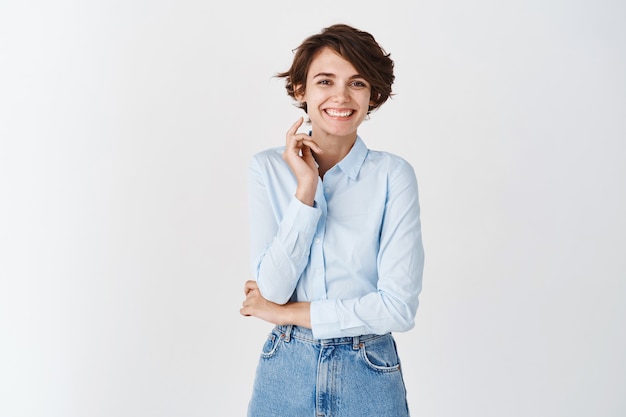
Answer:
[
  {"left": 351, "top": 81, "right": 367, "bottom": 88},
  {"left": 318, "top": 79, "right": 331, "bottom": 85}
]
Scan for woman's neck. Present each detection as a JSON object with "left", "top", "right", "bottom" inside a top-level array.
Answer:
[{"left": 312, "top": 132, "right": 357, "bottom": 179}]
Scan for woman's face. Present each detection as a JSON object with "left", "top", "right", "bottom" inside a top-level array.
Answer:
[{"left": 296, "top": 47, "right": 373, "bottom": 140}]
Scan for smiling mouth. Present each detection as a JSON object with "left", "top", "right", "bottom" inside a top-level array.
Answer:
[{"left": 325, "top": 109, "right": 354, "bottom": 117}]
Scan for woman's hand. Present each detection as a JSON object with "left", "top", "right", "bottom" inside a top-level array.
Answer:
[
  {"left": 240, "top": 280, "right": 285, "bottom": 325},
  {"left": 282, "top": 117, "right": 323, "bottom": 206},
  {"left": 240, "top": 280, "right": 311, "bottom": 328}
]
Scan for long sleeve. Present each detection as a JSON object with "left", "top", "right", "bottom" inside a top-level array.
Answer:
[
  {"left": 248, "top": 138, "right": 425, "bottom": 339},
  {"left": 310, "top": 159, "right": 424, "bottom": 338},
  {"left": 248, "top": 153, "right": 322, "bottom": 304}
]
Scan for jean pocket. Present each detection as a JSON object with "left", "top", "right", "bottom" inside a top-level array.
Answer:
[
  {"left": 260, "top": 331, "right": 282, "bottom": 359},
  {"left": 359, "top": 335, "right": 401, "bottom": 372}
]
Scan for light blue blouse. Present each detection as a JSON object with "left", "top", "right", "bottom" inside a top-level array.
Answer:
[{"left": 248, "top": 137, "right": 424, "bottom": 339}]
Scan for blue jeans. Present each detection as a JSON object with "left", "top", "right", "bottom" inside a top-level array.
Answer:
[{"left": 248, "top": 325, "right": 410, "bottom": 417}]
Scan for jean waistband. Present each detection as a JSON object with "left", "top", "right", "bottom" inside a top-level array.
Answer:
[{"left": 274, "top": 324, "right": 389, "bottom": 348}]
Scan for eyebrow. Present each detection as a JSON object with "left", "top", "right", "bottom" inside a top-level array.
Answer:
[{"left": 312, "top": 72, "right": 365, "bottom": 80}]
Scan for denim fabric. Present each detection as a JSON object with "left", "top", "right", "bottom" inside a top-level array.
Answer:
[{"left": 248, "top": 325, "right": 410, "bottom": 417}]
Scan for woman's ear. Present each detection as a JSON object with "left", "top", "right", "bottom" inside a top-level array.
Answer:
[
  {"left": 370, "top": 92, "right": 381, "bottom": 107},
  {"left": 294, "top": 84, "right": 305, "bottom": 102},
  {"left": 369, "top": 92, "right": 382, "bottom": 109}
]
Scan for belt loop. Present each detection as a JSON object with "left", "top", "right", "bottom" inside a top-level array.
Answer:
[
  {"left": 283, "top": 325, "right": 293, "bottom": 342},
  {"left": 352, "top": 335, "right": 360, "bottom": 350}
]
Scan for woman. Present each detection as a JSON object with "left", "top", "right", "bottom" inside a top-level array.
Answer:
[{"left": 240, "top": 23, "right": 424, "bottom": 417}]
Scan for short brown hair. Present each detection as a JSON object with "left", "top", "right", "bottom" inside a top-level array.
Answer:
[{"left": 277, "top": 24, "right": 395, "bottom": 114}]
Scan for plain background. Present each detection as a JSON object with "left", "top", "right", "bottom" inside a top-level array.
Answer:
[{"left": 1, "top": 1, "right": 625, "bottom": 416}]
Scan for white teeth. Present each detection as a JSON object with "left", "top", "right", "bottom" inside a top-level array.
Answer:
[{"left": 326, "top": 109, "right": 353, "bottom": 117}]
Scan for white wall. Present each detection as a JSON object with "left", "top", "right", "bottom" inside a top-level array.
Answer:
[{"left": 1, "top": 1, "right": 624, "bottom": 416}]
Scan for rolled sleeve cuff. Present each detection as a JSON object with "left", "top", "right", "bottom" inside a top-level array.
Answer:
[
  {"left": 310, "top": 299, "right": 340, "bottom": 339},
  {"left": 275, "top": 197, "right": 322, "bottom": 257},
  {"left": 280, "top": 196, "right": 321, "bottom": 237}
]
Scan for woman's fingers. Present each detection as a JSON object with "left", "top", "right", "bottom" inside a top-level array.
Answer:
[
  {"left": 242, "top": 295, "right": 253, "bottom": 308},
  {"left": 288, "top": 136, "right": 323, "bottom": 157},
  {"left": 286, "top": 117, "right": 323, "bottom": 154},
  {"left": 244, "top": 280, "right": 258, "bottom": 295},
  {"left": 286, "top": 116, "right": 304, "bottom": 137},
  {"left": 299, "top": 138, "right": 323, "bottom": 154},
  {"left": 240, "top": 285, "right": 263, "bottom": 316}
]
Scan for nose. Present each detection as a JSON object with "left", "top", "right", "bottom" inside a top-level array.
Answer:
[{"left": 331, "top": 85, "right": 349, "bottom": 103}]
